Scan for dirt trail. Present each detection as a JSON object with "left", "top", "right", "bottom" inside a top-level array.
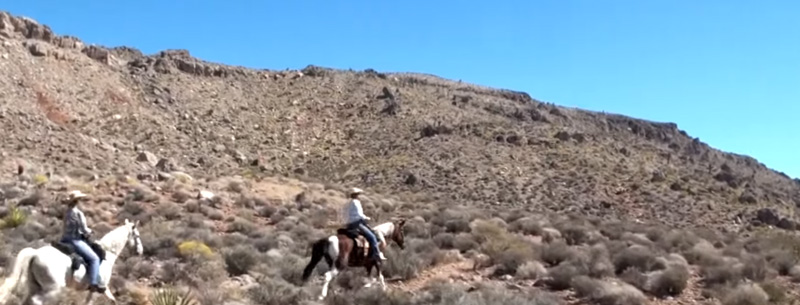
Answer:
[{"left": 391, "top": 259, "right": 476, "bottom": 292}]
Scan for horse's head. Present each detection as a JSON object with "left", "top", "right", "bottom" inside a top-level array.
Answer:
[
  {"left": 123, "top": 218, "right": 143, "bottom": 256},
  {"left": 390, "top": 218, "right": 406, "bottom": 250}
]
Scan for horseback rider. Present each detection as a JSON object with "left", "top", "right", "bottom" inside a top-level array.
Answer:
[
  {"left": 342, "top": 187, "right": 386, "bottom": 261},
  {"left": 60, "top": 190, "right": 105, "bottom": 293}
]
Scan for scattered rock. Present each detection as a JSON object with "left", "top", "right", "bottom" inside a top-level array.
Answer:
[
  {"left": 197, "top": 190, "right": 215, "bottom": 201},
  {"left": 553, "top": 131, "right": 571, "bottom": 141},
  {"left": 136, "top": 151, "right": 158, "bottom": 167},
  {"left": 82, "top": 45, "right": 114, "bottom": 64},
  {"left": 650, "top": 171, "right": 666, "bottom": 183},
  {"left": 714, "top": 172, "right": 739, "bottom": 188},
  {"left": 738, "top": 190, "right": 757, "bottom": 204},
  {"left": 405, "top": 173, "right": 418, "bottom": 185},
  {"left": 26, "top": 41, "right": 48, "bottom": 56},
  {"left": 155, "top": 158, "right": 178, "bottom": 172},
  {"left": 157, "top": 172, "right": 173, "bottom": 181}
]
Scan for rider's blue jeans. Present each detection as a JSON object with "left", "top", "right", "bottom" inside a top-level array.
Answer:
[
  {"left": 347, "top": 220, "right": 381, "bottom": 259},
  {"left": 63, "top": 237, "right": 100, "bottom": 286}
]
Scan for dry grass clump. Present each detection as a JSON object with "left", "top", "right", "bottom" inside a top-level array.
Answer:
[
  {"left": 468, "top": 218, "right": 538, "bottom": 275},
  {"left": 720, "top": 282, "right": 770, "bottom": 305},
  {"left": 571, "top": 276, "right": 647, "bottom": 305},
  {"left": 643, "top": 254, "right": 691, "bottom": 297},
  {"left": 246, "top": 275, "right": 310, "bottom": 305},
  {"left": 612, "top": 244, "right": 659, "bottom": 274},
  {"left": 411, "top": 281, "right": 561, "bottom": 305}
]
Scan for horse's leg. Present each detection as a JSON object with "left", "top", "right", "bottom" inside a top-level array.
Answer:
[
  {"left": 364, "top": 264, "right": 376, "bottom": 288},
  {"left": 84, "top": 291, "right": 95, "bottom": 305},
  {"left": 377, "top": 264, "right": 386, "bottom": 291},
  {"left": 29, "top": 288, "right": 61, "bottom": 305},
  {"left": 319, "top": 267, "right": 338, "bottom": 300}
]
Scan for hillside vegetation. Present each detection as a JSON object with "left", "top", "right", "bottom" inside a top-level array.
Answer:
[{"left": 1, "top": 10, "right": 800, "bottom": 305}]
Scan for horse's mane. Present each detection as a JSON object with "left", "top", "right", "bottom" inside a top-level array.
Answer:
[{"left": 98, "top": 222, "right": 132, "bottom": 253}]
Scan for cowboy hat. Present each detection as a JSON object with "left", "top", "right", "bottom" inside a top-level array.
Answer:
[
  {"left": 66, "top": 190, "right": 88, "bottom": 201},
  {"left": 350, "top": 187, "right": 364, "bottom": 195}
]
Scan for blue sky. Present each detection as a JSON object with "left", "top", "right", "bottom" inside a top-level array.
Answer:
[{"left": 5, "top": 1, "right": 799, "bottom": 178}]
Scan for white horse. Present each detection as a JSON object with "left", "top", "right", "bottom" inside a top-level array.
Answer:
[
  {"left": 0, "top": 219, "right": 143, "bottom": 305},
  {"left": 301, "top": 219, "right": 406, "bottom": 300}
]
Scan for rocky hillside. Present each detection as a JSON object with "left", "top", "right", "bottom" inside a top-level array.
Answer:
[
  {"left": 2, "top": 10, "right": 800, "bottom": 305},
  {"left": 2, "top": 11, "right": 799, "bottom": 232}
]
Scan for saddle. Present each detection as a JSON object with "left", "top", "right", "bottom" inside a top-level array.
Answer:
[
  {"left": 337, "top": 227, "right": 370, "bottom": 259},
  {"left": 51, "top": 239, "right": 106, "bottom": 271}
]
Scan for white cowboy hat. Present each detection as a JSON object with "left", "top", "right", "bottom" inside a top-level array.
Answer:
[
  {"left": 350, "top": 187, "right": 364, "bottom": 195},
  {"left": 66, "top": 190, "right": 88, "bottom": 200}
]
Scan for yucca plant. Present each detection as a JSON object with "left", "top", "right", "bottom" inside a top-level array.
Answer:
[
  {"left": 2, "top": 205, "right": 27, "bottom": 229},
  {"left": 149, "top": 286, "right": 196, "bottom": 305}
]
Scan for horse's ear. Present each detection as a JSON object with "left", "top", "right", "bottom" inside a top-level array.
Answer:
[
  {"left": 124, "top": 218, "right": 130, "bottom": 225},
  {"left": 134, "top": 220, "right": 140, "bottom": 228},
  {"left": 398, "top": 218, "right": 406, "bottom": 227}
]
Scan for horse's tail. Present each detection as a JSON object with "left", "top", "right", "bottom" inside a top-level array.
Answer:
[
  {"left": 302, "top": 237, "right": 331, "bottom": 283},
  {"left": 0, "top": 247, "right": 36, "bottom": 302}
]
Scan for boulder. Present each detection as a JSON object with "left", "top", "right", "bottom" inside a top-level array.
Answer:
[
  {"left": 754, "top": 208, "right": 780, "bottom": 226},
  {"left": 776, "top": 218, "right": 797, "bottom": 230}
]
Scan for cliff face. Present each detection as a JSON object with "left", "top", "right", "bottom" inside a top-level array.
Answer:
[{"left": 1, "top": 10, "right": 798, "bottom": 232}]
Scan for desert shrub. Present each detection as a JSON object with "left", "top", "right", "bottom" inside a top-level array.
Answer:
[
  {"left": 201, "top": 207, "right": 224, "bottom": 221},
  {"left": 130, "top": 186, "right": 159, "bottom": 202},
  {"left": 759, "top": 281, "right": 787, "bottom": 304},
  {"left": 570, "top": 243, "right": 614, "bottom": 278},
  {"left": 185, "top": 214, "right": 207, "bottom": 229},
  {"left": 157, "top": 202, "right": 183, "bottom": 220},
  {"left": 764, "top": 249, "right": 796, "bottom": 275},
  {"left": 789, "top": 265, "right": 800, "bottom": 282},
  {"left": 612, "top": 244, "right": 659, "bottom": 274},
  {"left": 247, "top": 276, "right": 310, "bottom": 305},
  {"left": 658, "top": 229, "right": 700, "bottom": 253},
  {"left": 177, "top": 240, "right": 215, "bottom": 261},
  {"left": 257, "top": 204, "right": 278, "bottom": 218},
  {"left": 559, "top": 223, "right": 593, "bottom": 245},
  {"left": 326, "top": 286, "right": 414, "bottom": 305},
  {"left": 545, "top": 261, "right": 587, "bottom": 290},
  {"left": 741, "top": 254, "right": 774, "bottom": 282},
  {"left": 516, "top": 260, "right": 548, "bottom": 280},
  {"left": 253, "top": 236, "right": 279, "bottom": 253},
  {"left": 413, "top": 281, "right": 560, "bottom": 305},
  {"left": 619, "top": 232, "right": 655, "bottom": 248},
  {"left": 701, "top": 259, "right": 743, "bottom": 287},
  {"left": 117, "top": 256, "right": 157, "bottom": 280},
  {"left": 1, "top": 205, "right": 27, "bottom": 229},
  {"left": 382, "top": 242, "right": 428, "bottom": 280},
  {"left": 647, "top": 262, "right": 690, "bottom": 298},
  {"left": 540, "top": 240, "right": 577, "bottom": 266},
  {"left": 684, "top": 239, "right": 723, "bottom": 266},
  {"left": 508, "top": 216, "right": 544, "bottom": 236},
  {"left": 172, "top": 189, "right": 192, "bottom": 203},
  {"left": 432, "top": 232, "right": 456, "bottom": 249},
  {"left": 227, "top": 218, "right": 258, "bottom": 235},
  {"left": 224, "top": 245, "right": 259, "bottom": 276},
  {"left": 452, "top": 233, "right": 479, "bottom": 252},
  {"left": 721, "top": 283, "right": 769, "bottom": 305},
  {"left": 469, "top": 219, "right": 537, "bottom": 273},
  {"left": 149, "top": 286, "right": 196, "bottom": 305},
  {"left": 571, "top": 276, "right": 647, "bottom": 305}
]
